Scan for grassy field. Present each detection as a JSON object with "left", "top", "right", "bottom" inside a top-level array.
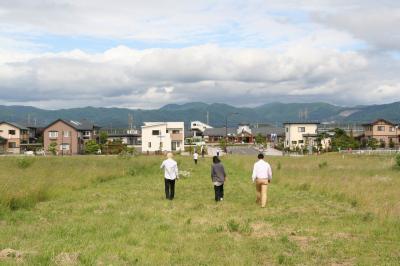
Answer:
[{"left": 0, "top": 154, "right": 399, "bottom": 265}]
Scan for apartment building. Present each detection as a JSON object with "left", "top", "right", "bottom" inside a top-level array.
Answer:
[{"left": 141, "top": 122, "right": 184, "bottom": 153}]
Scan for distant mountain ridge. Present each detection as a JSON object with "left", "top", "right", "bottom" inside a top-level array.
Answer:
[{"left": 0, "top": 102, "right": 399, "bottom": 128}]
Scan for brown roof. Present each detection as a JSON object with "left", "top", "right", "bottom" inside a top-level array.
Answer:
[
  {"left": 44, "top": 119, "right": 100, "bottom": 131},
  {"left": 362, "top": 119, "right": 396, "bottom": 126}
]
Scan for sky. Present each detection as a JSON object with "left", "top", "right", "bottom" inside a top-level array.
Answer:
[{"left": 0, "top": 0, "right": 399, "bottom": 109}]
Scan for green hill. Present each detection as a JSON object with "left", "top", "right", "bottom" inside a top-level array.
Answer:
[{"left": 0, "top": 101, "right": 399, "bottom": 128}]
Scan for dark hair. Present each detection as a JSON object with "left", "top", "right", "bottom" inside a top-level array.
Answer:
[
  {"left": 213, "top": 156, "right": 221, "bottom": 164},
  {"left": 258, "top": 153, "right": 264, "bottom": 159}
]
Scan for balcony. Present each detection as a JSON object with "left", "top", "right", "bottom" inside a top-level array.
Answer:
[{"left": 170, "top": 133, "right": 183, "bottom": 141}]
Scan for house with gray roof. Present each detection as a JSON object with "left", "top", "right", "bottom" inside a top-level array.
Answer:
[
  {"left": 0, "top": 121, "right": 30, "bottom": 154},
  {"left": 43, "top": 119, "right": 100, "bottom": 155}
]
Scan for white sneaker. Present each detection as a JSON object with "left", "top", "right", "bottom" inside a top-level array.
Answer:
[{"left": 220, "top": 198, "right": 223, "bottom": 201}]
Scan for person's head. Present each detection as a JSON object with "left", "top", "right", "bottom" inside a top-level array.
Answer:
[
  {"left": 213, "top": 156, "right": 220, "bottom": 164},
  {"left": 167, "top": 152, "right": 173, "bottom": 159},
  {"left": 258, "top": 153, "right": 264, "bottom": 160}
]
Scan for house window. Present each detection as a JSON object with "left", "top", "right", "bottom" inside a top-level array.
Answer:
[
  {"left": 292, "top": 141, "right": 297, "bottom": 144},
  {"left": 389, "top": 127, "right": 395, "bottom": 132},
  {"left": 286, "top": 140, "right": 289, "bottom": 145},
  {"left": 63, "top": 131, "right": 70, "bottom": 137},
  {"left": 172, "top": 130, "right": 180, "bottom": 134},
  {"left": 298, "top": 127, "right": 305, "bottom": 133},
  {"left": 299, "top": 140, "right": 304, "bottom": 144},
  {"left": 152, "top": 130, "right": 160, "bottom": 135},
  {"left": 8, "top": 130, "right": 16, "bottom": 135},
  {"left": 8, "top": 142, "right": 16, "bottom": 148},
  {"left": 377, "top": 126, "right": 385, "bottom": 131},
  {"left": 148, "top": 142, "right": 151, "bottom": 148},
  {"left": 60, "top": 144, "right": 70, "bottom": 151},
  {"left": 0, "top": 130, "right": 3, "bottom": 133},
  {"left": 83, "top": 131, "right": 91, "bottom": 136},
  {"left": 286, "top": 127, "right": 288, "bottom": 132},
  {"left": 166, "top": 130, "right": 169, "bottom": 133},
  {"left": 49, "top": 131, "right": 58, "bottom": 138}
]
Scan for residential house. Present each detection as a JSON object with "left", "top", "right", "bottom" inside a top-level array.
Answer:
[
  {"left": 105, "top": 128, "right": 141, "bottom": 146},
  {"left": 284, "top": 122, "right": 320, "bottom": 150},
  {"left": 141, "top": 122, "right": 185, "bottom": 153},
  {"left": 252, "top": 126, "right": 285, "bottom": 143},
  {"left": 204, "top": 124, "right": 284, "bottom": 144},
  {"left": 362, "top": 119, "right": 399, "bottom": 147},
  {"left": 190, "top": 121, "right": 213, "bottom": 137},
  {"left": 43, "top": 119, "right": 100, "bottom": 155},
  {"left": 0, "top": 122, "right": 29, "bottom": 154},
  {"left": 236, "top": 123, "right": 255, "bottom": 143},
  {"left": 203, "top": 127, "right": 237, "bottom": 143}
]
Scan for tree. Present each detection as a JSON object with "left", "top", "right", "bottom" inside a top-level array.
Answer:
[
  {"left": 380, "top": 139, "right": 386, "bottom": 148},
  {"left": 331, "top": 128, "right": 360, "bottom": 151},
  {"left": 48, "top": 141, "right": 57, "bottom": 155},
  {"left": 367, "top": 138, "right": 378, "bottom": 150},
  {"left": 99, "top": 131, "right": 108, "bottom": 145},
  {"left": 219, "top": 139, "right": 227, "bottom": 152},
  {"left": 255, "top": 133, "right": 265, "bottom": 145},
  {"left": 84, "top": 140, "right": 100, "bottom": 154},
  {"left": 389, "top": 138, "right": 395, "bottom": 149}
]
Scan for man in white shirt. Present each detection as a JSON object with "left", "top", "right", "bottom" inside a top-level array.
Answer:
[
  {"left": 160, "top": 153, "right": 179, "bottom": 200},
  {"left": 252, "top": 153, "right": 272, "bottom": 208},
  {"left": 193, "top": 151, "right": 199, "bottom": 164}
]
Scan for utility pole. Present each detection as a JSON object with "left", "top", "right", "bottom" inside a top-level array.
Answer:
[
  {"left": 128, "top": 113, "right": 134, "bottom": 130},
  {"left": 225, "top": 112, "right": 238, "bottom": 152}
]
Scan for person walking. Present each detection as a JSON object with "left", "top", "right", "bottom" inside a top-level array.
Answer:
[
  {"left": 211, "top": 156, "right": 227, "bottom": 201},
  {"left": 160, "top": 153, "right": 179, "bottom": 200},
  {"left": 193, "top": 151, "right": 199, "bottom": 164},
  {"left": 252, "top": 153, "right": 272, "bottom": 208},
  {"left": 201, "top": 146, "right": 205, "bottom": 158}
]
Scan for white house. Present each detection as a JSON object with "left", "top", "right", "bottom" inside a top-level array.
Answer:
[
  {"left": 284, "top": 122, "right": 320, "bottom": 150},
  {"left": 190, "top": 121, "right": 213, "bottom": 136},
  {"left": 141, "top": 122, "right": 185, "bottom": 153}
]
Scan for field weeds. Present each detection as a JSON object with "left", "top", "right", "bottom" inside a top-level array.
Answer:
[{"left": 0, "top": 154, "right": 399, "bottom": 265}]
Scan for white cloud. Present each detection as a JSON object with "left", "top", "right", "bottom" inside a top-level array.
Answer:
[
  {"left": 0, "top": 1, "right": 399, "bottom": 108},
  {"left": 1, "top": 44, "right": 392, "bottom": 108},
  {"left": 313, "top": 5, "right": 400, "bottom": 51}
]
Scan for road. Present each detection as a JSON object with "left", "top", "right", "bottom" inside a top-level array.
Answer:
[{"left": 226, "top": 145, "right": 283, "bottom": 156}]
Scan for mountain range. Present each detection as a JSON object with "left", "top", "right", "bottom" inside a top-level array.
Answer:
[{"left": 0, "top": 102, "right": 399, "bottom": 128}]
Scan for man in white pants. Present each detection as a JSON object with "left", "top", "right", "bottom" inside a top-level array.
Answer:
[
  {"left": 252, "top": 153, "right": 272, "bottom": 207},
  {"left": 160, "top": 153, "right": 179, "bottom": 200}
]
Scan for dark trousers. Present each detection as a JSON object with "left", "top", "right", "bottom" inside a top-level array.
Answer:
[
  {"left": 194, "top": 159, "right": 198, "bottom": 164},
  {"left": 214, "top": 184, "right": 224, "bottom": 201},
  {"left": 164, "top": 179, "right": 175, "bottom": 200}
]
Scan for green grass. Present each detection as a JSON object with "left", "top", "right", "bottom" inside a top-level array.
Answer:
[{"left": 0, "top": 154, "right": 399, "bottom": 265}]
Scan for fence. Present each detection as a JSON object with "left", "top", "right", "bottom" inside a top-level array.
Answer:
[{"left": 339, "top": 149, "right": 400, "bottom": 155}]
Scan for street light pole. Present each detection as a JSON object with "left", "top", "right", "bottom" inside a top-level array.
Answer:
[{"left": 225, "top": 112, "right": 238, "bottom": 153}]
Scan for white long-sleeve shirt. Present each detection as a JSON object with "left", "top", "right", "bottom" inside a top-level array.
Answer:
[
  {"left": 252, "top": 160, "right": 272, "bottom": 182},
  {"left": 193, "top": 153, "right": 199, "bottom": 160},
  {"left": 160, "top": 158, "right": 179, "bottom": 180}
]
